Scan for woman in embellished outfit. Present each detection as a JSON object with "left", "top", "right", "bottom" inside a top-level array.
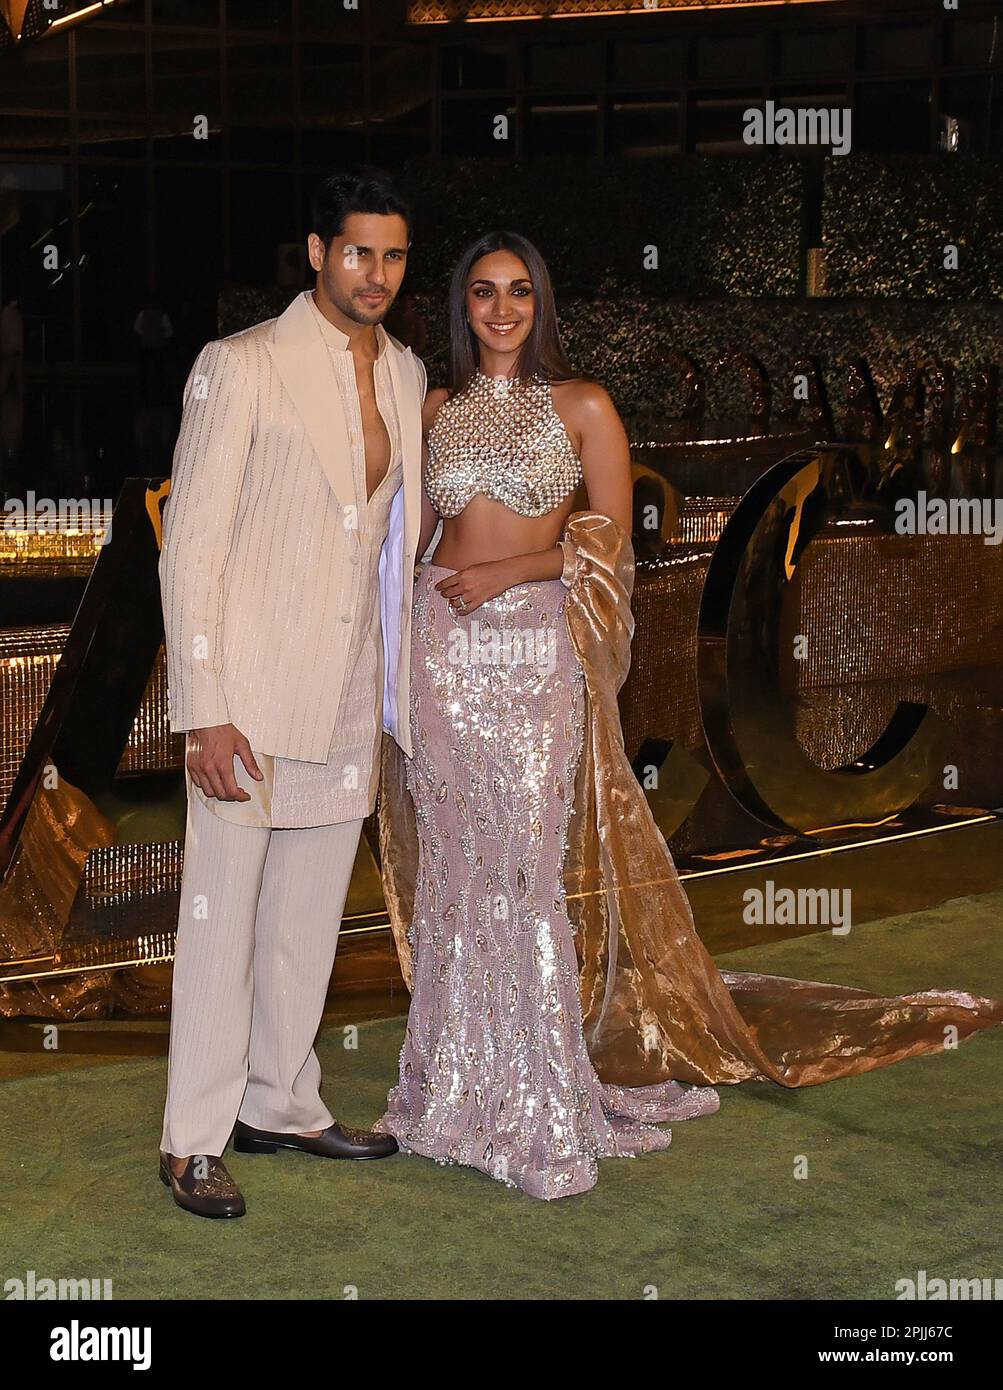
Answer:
[{"left": 374, "top": 231, "right": 1003, "bottom": 1201}]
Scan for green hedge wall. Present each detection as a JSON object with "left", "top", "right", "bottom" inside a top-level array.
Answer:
[
  {"left": 220, "top": 287, "right": 1003, "bottom": 434},
  {"left": 393, "top": 155, "right": 805, "bottom": 301},
  {"left": 823, "top": 155, "right": 1003, "bottom": 301},
  {"left": 220, "top": 154, "right": 1003, "bottom": 430},
  {"left": 387, "top": 154, "right": 1003, "bottom": 303}
]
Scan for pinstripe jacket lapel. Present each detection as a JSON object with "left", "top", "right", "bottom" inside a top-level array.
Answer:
[{"left": 266, "top": 291, "right": 354, "bottom": 507}]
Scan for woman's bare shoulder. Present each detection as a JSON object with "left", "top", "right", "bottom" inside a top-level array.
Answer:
[
  {"left": 551, "top": 377, "right": 617, "bottom": 417},
  {"left": 550, "top": 378, "right": 622, "bottom": 441}
]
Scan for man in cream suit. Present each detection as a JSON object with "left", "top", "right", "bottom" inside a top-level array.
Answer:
[{"left": 157, "top": 171, "right": 425, "bottom": 1218}]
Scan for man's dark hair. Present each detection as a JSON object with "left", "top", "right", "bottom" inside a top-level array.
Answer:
[{"left": 310, "top": 170, "right": 412, "bottom": 248}]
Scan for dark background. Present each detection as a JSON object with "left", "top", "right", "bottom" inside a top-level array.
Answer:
[{"left": 1, "top": 0, "right": 1002, "bottom": 497}]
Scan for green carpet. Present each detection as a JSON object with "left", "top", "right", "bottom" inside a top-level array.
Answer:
[{"left": 3, "top": 892, "right": 1002, "bottom": 1301}]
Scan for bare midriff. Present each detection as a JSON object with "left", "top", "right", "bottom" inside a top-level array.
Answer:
[{"left": 429, "top": 489, "right": 582, "bottom": 571}]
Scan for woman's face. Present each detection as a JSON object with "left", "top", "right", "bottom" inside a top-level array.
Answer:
[{"left": 464, "top": 249, "right": 535, "bottom": 367}]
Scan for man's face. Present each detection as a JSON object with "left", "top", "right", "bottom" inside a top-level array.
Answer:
[{"left": 308, "top": 212, "right": 409, "bottom": 327}]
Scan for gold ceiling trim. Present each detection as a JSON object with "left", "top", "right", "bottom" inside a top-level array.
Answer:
[{"left": 407, "top": 0, "right": 834, "bottom": 22}]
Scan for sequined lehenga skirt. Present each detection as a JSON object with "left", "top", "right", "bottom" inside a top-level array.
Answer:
[{"left": 375, "top": 564, "right": 720, "bottom": 1200}]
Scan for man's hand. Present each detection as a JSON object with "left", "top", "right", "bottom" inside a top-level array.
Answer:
[{"left": 187, "top": 724, "right": 262, "bottom": 801}]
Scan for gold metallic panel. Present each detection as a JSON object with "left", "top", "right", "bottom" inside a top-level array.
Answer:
[
  {"left": 697, "top": 448, "right": 950, "bottom": 834},
  {"left": 0, "top": 627, "right": 183, "bottom": 815},
  {"left": 0, "top": 509, "right": 108, "bottom": 577}
]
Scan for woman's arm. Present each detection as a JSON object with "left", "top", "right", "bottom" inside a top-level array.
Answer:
[
  {"left": 417, "top": 465, "right": 440, "bottom": 561},
  {"left": 504, "top": 544, "right": 564, "bottom": 583},
  {"left": 416, "top": 387, "right": 447, "bottom": 558},
  {"left": 566, "top": 380, "right": 633, "bottom": 534}
]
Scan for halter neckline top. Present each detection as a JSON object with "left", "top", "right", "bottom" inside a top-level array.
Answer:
[{"left": 424, "top": 369, "right": 583, "bottom": 519}]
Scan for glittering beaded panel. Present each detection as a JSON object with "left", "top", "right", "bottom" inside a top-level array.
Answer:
[
  {"left": 424, "top": 371, "right": 583, "bottom": 518},
  {"left": 374, "top": 565, "right": 719, "bottom": 1200}
]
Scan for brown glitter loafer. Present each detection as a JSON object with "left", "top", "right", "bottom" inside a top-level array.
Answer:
[
  {"left": 232, "top": 1119, "right": 398, "bottom": 1160},
  {"left": 158, "top": 1151, "right": 246, "bottom": 1219}
]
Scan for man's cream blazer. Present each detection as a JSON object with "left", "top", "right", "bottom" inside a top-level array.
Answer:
[{"left": 159, "top": 289, "right": 426, "bottom": 762}]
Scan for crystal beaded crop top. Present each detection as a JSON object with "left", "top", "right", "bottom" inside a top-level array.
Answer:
[{"left": 424, "top": 370, "right": 583, "bottom": 518}]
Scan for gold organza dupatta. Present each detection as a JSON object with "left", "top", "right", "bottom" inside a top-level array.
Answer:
[{"left": 379, "top": 512, "right": 1003, "bottom": 1089}]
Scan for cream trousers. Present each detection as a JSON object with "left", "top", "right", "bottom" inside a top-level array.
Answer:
[{"left": 160, "top": 783, "right": 364, "bottom": 1157}]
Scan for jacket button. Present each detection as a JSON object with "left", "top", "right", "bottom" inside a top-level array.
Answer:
[{"left": 341, "top": 613, "right": 351, "bottom": 623}]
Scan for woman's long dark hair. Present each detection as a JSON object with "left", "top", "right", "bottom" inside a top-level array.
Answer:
[{"left": 446, "top": 230, "right": 579, "bottom": 394}]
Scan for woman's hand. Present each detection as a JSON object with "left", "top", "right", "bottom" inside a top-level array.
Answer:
[{"left": 434, "top": 557, "right": 533, "bottom": 615}]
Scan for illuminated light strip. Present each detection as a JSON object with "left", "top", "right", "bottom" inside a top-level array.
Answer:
[
  {"left": 0, "top": 952, "right": 174, "bottom": 983},
  {"left": 677, "top": 814, "right": 998, "bottom": 882},
  {"left": 802, "top": 812, "right": 901, "bottom": 835},
  {"left": 45, "top": 0, "right": 117, "bottom": 35},
  {"left": 0, "top": 952, "right": 55, "bottom": 969},
  {"left": 2, "top": 814, "right": 996, "bottom": 983},
  {"left": 0, "top": 916, "right": 394, "bottom": 982},
  {"left": 564, "top": 814, "right": 1000, "bottom": 891},
  {"left": 407, "top": 0, "right": 834, "bottom": 22}
]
